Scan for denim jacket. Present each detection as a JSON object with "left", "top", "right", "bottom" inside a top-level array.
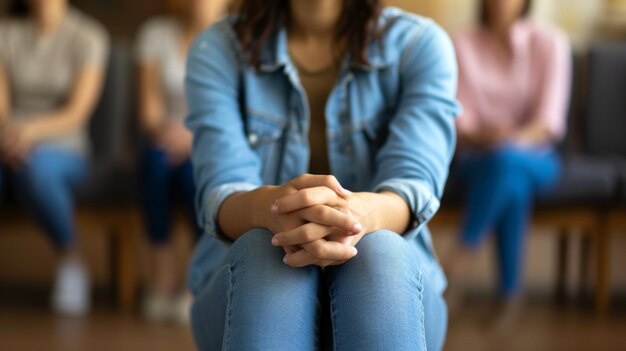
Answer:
[{"left": 185, "top": 7, "right": 461, "bottom": 296}]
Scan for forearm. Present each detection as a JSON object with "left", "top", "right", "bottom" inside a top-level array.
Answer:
[
  {"left": 138, "top": 63, "right": 167, "bottom": 138},
  {"left": 17, "top": 110, "right": 86, "bottom": 142},
  {"left": 140, "top": 111, "right": 166, "bottom": 139},
  {"left": 0, "top": 103, "right": 8, "bottom": 129},
  {"left": 0, "top": 113, "right": 7, "bottom": 129},
  {"left": 353, "top": 191, "right": 411, "bottom": 235},
  {"left": 516, "top": 118, "right": 552, "bottom": 145},
  {"left": 18, "top": 66, "right": 103, "bottom": 142},
  {"left": 0, "top": 65, "right": 10, "bottom": 129},
  {"left": 217, "top": 186, "right": 273, "bottom": 241},
  {"left": 456, "top": 129, "right": 483, "bottom": 148}
]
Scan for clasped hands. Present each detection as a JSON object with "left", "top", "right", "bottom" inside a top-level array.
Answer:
[
  {"left": 261, "top": 174, "right": 376, "bottom": 268},
  {"left": 0, "top": 123, "right": 37, "bottom": 168}
]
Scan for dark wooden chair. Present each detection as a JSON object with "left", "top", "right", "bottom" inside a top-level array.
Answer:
[
  {"left": 430, "top": 49, "right": 622, "bottom": 313},
  {"left": 0, "top": 42, "right": 139, "bottom": 311}
]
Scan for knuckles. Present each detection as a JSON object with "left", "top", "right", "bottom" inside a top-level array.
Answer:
[
  {"left": 323, "top": 175, "right": 338, "bottom": 188},
  {"left": 311, "top": 205, "right": 329, "bottom": 220},
  {"left": 300, "top": 190, "right": 317, "bottom": 206},
  {"left": 301, "top": 226, "right": 317, "bottom": 242},
  {"left": 309, "top": 244, "right": 326, "bottom": 258}
]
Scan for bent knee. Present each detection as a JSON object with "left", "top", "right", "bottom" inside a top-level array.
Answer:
[
  {"left": 228, "top": 228, "right": 275, "bottom": 258},
  {"left": 359, "top": 230, "right": 408, "bottom": 250},
  {"left": 232, "top": 228, "right": 273, "bottom": 248},
  {"left": 226, "top": 228, "right": 287, "bottom": 271},
  {"left": 16, "top": 156, "right": 65, "bottom": 190},
  {"left": 332, "top": 230, "right": 422, "bottom": 290},
  {"left": 354, "top": 230, "right": 416, "bottom": 267}
]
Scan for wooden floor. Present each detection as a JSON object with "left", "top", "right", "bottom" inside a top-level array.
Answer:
[{"left": 1, "top": 290, "right": 626, "bottom": 351}]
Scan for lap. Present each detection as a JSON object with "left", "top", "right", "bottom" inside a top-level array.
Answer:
[
  {"left": 191, "top": 229, "right": 445, "bottom": 350},
  {"left": 195, "top": 229, "right": 429, "bottom": 293},
  {"left": 191, "top": 229, "right": 320, "bottom": 350},
  {"left": 327, "top": 230, "right": 445, "bottom": 350},
  {"left": 458, "top": 146, "right": 560, "bottom": 191},
  {"left": 192, "top": 229, "right": 320, "bottom": 296},
  {"left": 15, "top": 146, "right": 87, "bottom": 184}
]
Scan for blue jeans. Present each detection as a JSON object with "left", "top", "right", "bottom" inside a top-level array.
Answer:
[
  {"left": 0, "top": 146, "right": 87, "bottom": 249},
  {"left": 141, "top": 147, "right": 201, "bottom": 245},
  {"left": 191, "top": 229, "right": 447, "bottom": 351},
  {"left": 456, "top": 146, "right": 560, "bottom": 296}
]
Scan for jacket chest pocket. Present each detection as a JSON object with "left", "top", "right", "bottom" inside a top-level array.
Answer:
[
  {"left": 361, "top": 110, "right": 392, "bottom": 159},
  {"left": 245, "top": 114, "right": 286, "bottom": 183},
  {"left": 348, "top": 111, "right": 392, "bottom": 189}
]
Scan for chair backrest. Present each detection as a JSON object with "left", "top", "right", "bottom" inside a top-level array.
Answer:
[
  {"left": 585, "top": 42, "right": 626, "bottom": 156},
  {"left": 558, "top": 51, "right": 585, "bottom": 154},
  {"left": 89, "top": 41, "right": 132, "bottom": 162}
]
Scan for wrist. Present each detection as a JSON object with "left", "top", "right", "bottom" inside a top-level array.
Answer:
[
  {"left": 370, "top": 192, "right": 391, "bottom": 233},
  {"left": 146, "top": 119, "right": 168, "bottom": 140},
  {"left": 348, "top": 192, "right": 380, "bottom": 234},
  {"left": 19, "top": 122, "right": 41, "bottom": 143},
  {"left": 250, "top": 185, "right": 279, "bottom": 230},
  {"left": 374, "top": 191, "right": 411, "bottom": 234}
]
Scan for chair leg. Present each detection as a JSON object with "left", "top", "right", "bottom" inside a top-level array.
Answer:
[
  {"left": 113, "top": 210, "right": 138, "bottom": 312},
  {"left": 595, "top": 218, "right": 611, "bottom": 314},
  {"left": 578, "top": 235, "right": 591, "bottom": 301},
  {"left": 555, "top": 230, "right": 569, "bottom": 303},
  {"left": 118, "top": 231, "right": 136, "bottom": 311}
]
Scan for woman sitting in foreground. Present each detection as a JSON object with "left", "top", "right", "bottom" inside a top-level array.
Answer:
[{"left": 185, "top": 0, "right": 460, "bottom": 349}]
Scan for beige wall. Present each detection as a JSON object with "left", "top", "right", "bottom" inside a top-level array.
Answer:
[
  {"left": 387, "top": 0, "right": 604, "bottom": 46},
  {"left": 386, "top": 0, "right": 474, "bottom": 31}
]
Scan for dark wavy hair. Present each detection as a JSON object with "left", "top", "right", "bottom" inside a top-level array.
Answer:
[
  {"left": 480, "top": 0, "right": 532, "bottom": 26},
  {"left": 8, "top": 0, "right": 29, "bottom": 17},
  {"left": 234, "top": 0, "right": 383, "bottom": 69}
]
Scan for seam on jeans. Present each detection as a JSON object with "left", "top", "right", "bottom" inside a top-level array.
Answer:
[
  {"left": 418, "top": 268, "right": 426, "bottom": 349},
  {"left": 222, "top": 264, "right": 233, "bottom": 351},
  {"left": 329, "top": 278, "right": 338, "bottom": 351}
]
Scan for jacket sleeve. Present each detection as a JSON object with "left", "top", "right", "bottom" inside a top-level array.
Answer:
[
  {"left": 184, "top": 22, "right": 263, "bottom": 241},
  {"left": 371, "top": 21, "right": 460, "bottom": 239}
]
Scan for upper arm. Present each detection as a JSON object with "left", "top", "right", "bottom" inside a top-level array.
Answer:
[
  {"left": 532, "top": 30, "right": 572, "bottom": 141},
  {"left": 453, "top": 36, "right": 480, "bottom": 136},
  {"left": 65, "top": 22, "right": 109, "bottom": 122},
  {"left": 0, "top": 23, "right": 10, "bottom": 125},
  {"left": 73, "top": 22, "right": 110, "bottom": 69},
  {"left": 185, "top": 24, "right": 263, "bottom": 224},
  {"left": 135, "top": 21, "right": 167, "bottom": 130},
  {"left": 64, "top": 66, "right": 105, "bottom": 124},
  {"left": 135, "top": 20, "right": 161, "bottom": 65},
  {"left": 0, "top": 62, "right": 9, "bottom": 125},
  {"left": 373, "top": 22, "right": 460, "bottom": 199},
  {"left": 137, "top": 61, "right": 165, "bottom": 129}
]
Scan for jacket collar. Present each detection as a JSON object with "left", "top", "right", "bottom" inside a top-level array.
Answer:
[{"left": 257, "top": 26, "right": 391, "bottom": 73}]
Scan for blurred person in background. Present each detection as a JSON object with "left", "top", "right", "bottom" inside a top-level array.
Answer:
[
  {"left": 0, "top": 0, "right": 108, "bottom": 315},
  {"left": 185, "top": 0, "right": 459, "bottom": 349},
  {"left": 136, "top": 0, "right": 231, "bottom": 324},
  {"left": 446, "top": 0, "right": 570, "bottom": 325}
]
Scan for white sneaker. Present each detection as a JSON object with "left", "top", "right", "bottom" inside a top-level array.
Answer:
[
  {"left": 142, "top": 292, "right": 173, "bottom": 323},
  {"left": 172, "top": 292, "right": 193, "bottom": 326},
  {"left": 51, "top": 259, "right": 91, "bottom": 316},
  {"left": 142, "top": 291, "right": 193, "bottom": 325}
]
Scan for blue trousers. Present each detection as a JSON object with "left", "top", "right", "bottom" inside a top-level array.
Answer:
[
  {"left": 140, "top": 147, "right": 201, "bottom": 245},
  {"left": 456, "top": 146, "right": 560, "bottom": 296},
  {"left": 191, "top": 229, "right": 447, "bottom": 351},
  {"left": 0, "top": 146, "right": 87, "bottom": 249}
]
